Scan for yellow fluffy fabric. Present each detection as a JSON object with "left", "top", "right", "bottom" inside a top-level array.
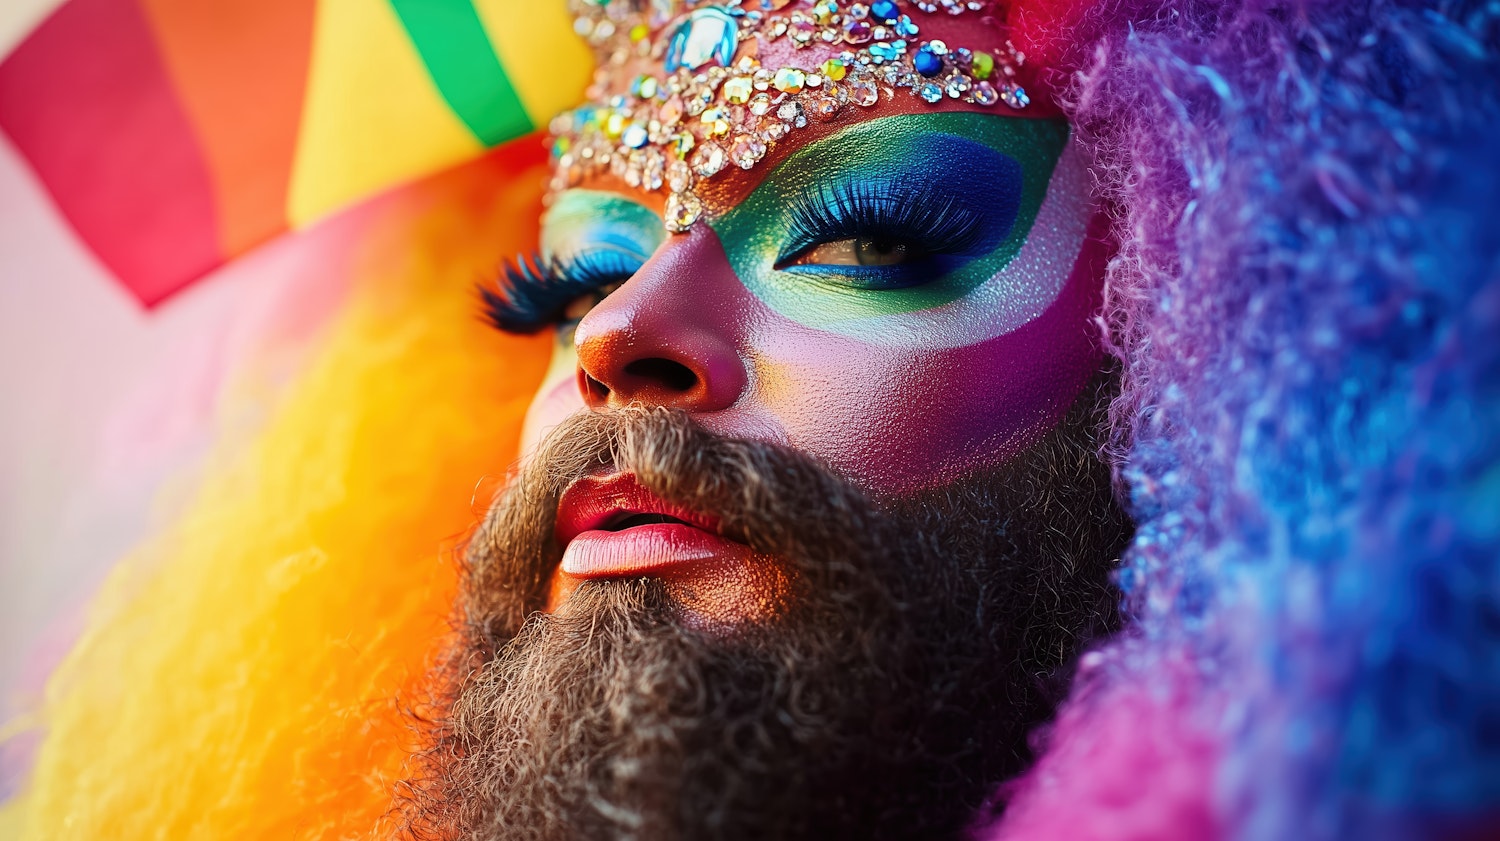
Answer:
[{"left": 1, "top": 144, "right": 552, "bottom": 839}]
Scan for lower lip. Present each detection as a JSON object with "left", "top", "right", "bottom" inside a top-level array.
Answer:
[{"left": 559, "top": 523, "right": 748, "bottom": 579}]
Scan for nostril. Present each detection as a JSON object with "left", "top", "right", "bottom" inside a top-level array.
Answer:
[
  {"left": 623, "top": 357, "right": 698, "bottom": 393},
  {"left": 584, "top": 372, "right": 611, "bottom": 403}
]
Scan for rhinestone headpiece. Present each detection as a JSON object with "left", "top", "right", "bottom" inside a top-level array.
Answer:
[{"left": 550, "top": 0, "right": 1030, "bottom": 232}]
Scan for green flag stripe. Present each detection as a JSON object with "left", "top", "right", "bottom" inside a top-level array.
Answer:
[{"left": 388, "top": 0, "right": 533, "bottom": 146}]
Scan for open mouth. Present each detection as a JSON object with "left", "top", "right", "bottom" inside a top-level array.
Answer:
[{"left": 600, "top": 512, "right": 695, "bottom": 532}]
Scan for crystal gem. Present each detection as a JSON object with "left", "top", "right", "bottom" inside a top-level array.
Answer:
[
  {"left": 927, "top": 39, "right": 949, "bottom": 55},
  {"left": 591, "top": 19, "right": 616, "bottom": 41},
  {"left": 849, "top": 3, "right": 870, "bottom": 18},
  {"left": 789, "top": 16, "right": 817, "bottom": 44},
  {"left": 669, "top": 131, "right": 696, "bottom": 157},
  {"left": 749, "top": 92, "right": 774, "bottom": 115},
  {"left": 624, "top": 158, "right": 643, "bottom": 188},
  {"left": 806, "top": 73, "right": 824, "bottom": 87},
  {"left": 916, "top": 0, "right": 937, "bottom": 10},
  {"left": 842, "top": 20, "right": 873, "bottom": 44},
  {"left": 690, "top": 142, "right": 727, "bottom": 177},
  {"left": 699, "top": 106, "right": 732, "bottom": 136},
  {"left": 773, "top": 67, "right": 807, "bottom": 93},
  {"left": 630, "top": 23, "right": 650, "bottom": 42},
  {"left": 971, "top": 81, "right": 998, "bottom": 105},
  {"left": 722, "top": 76, "right": 754, "bottom": 104},
  {"left": 660, "top": 95, "right": 684, "bottom": 125},
  {"left": 604, "top": 111, "right": 627, "bottom": 138},
  {"left": 945, "top": 75, "right": 971, "bottom": 98},
  {"left": 1002, "top": 86, "right": 1031, "bottom": 109},
  {"left": 822, "top": 58, "right": 848, "bottom": 81},
  {"left": 913, "top": 47, "right": 943, "bottom": 76},
  {"left": 894, "top": 15, "right": 919, "bottom": 37},
  {"left": 970, "top": 50, "right": 994, "bottom": 80},
  {"left": 776, "top": 100, "right": 803, "bottom": 122},
  {"left": 729, "top": 134, "right": 768, "bottom": 168},
  {"left": 811, "top": 0, "right": 838, "bottom": 24},
  {"left": 849, "top": 78, "right": 879, "bottom": 106},
  {"left": 870, "top": 0, "right": 900, "bottom": 22},
  {"left": 869, "top": 41, "right": 903, "bottom": 63},
  {"left": 761, "top": 119, "right": 789, "bottom": 140},
  {"left": 664, "top": 7, "right": 738, "bottom": 72},
  {"left": 631, "top": 74, "right": 659, "bottom": 99},
  {"left": 810, "top": 93, "right": 842, "bottom": 121},
  {"left": 918, "top": 82, "right": 943, "bottom": 103},
  {"left": 622, "top": 123, "right": 650, "bottom": 148},
  {"left": 667, "top": 158, "right": 693, "bottom": 192},
  {"left": 872, "top": 26, "right": 890, "bottom": 41},
  {"left": 666, "top": 192, "right": 703, "bottom": 232}
]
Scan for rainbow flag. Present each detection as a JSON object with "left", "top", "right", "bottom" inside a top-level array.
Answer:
[{"left": 0, "top": 0, "right": 590, "bottom": 306}]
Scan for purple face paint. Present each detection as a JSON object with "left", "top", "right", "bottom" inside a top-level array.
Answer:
[{"left": 518, "top": 112, "right": 1105, "bottom": 496}]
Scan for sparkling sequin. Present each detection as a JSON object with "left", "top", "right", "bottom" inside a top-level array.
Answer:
[
  {"left": 729, "top": 134, "right": 768, "bottom": 168},
  {"left": 970, "top": 50, "right": 994, "bottom": 80},
  {"left": 699, "top": 106, "right": 732, "bottom": 136},
  {"left": 842, "top": 19, "right": 873, "bottom": 44},
  {"left": 665, "top": 192, "right": 702, "bottom": 231},
  {"left": 913, "top": 47, "right": 942, "bottom": 76},
  {"left": 722, "top": 76, "right": 753, "bottom": 104},
  {"left": 622, "top": 123, "right": 650, "bottom": 147},
  {"left": 773, "top": 67, "right": 807, "bottom": 93},
  {"left": 690, "top": 142, "right": 727, "bottom": 177},
  {"left": 664, "top": 7, "right": 738, "bottom": 72}
]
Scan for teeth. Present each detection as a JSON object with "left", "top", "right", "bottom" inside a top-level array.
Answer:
[{"left": 605, "top": 512, "right": 691, "bottom": 531}]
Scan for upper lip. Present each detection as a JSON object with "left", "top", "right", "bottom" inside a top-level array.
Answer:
[{"left": 554, "top": 472, "right": 721, "bottom": 545}]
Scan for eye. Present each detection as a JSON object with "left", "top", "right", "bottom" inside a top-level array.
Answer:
[
  {"left": 786, "top": 236, "right": 927, "bottom": 268},
  {"left": 480, "top": 250, "right": 638, "bottom": 335},
  {"left": 774, "top": 181, "right": 988, "bottom": 290},
  {"left": 559, "top": 281, "right": 624, "bottom": 323}
]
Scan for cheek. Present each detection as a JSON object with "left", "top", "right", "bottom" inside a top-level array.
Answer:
[
  {"left": 520, "top": 339, "right": 587, "bottom": 455},
  {"left": 749, "top": 226, "right": 1106, "bottom": 496}
]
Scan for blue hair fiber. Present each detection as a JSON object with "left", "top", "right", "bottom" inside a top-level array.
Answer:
[{"left": 1056, "top": 0, "right": 1500, "bottom": 837}]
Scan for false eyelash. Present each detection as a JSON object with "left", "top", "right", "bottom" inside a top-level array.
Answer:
[
  {"left": 777, "top": 179, "right": 989, "bottom": 268},
  {"left": 479, "top": 249, "right": 639, "bottom": 334}
]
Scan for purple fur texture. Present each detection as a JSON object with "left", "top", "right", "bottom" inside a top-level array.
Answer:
[{"left": 988, "top": 1, "right": 1500, "bottom": 839}]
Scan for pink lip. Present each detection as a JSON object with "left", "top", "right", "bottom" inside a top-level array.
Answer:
[{"left": 554, "top": 472, "right": 737, "bottom": 579}]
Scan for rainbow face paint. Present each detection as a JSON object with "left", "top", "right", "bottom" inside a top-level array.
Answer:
[
  {"left": 518, "top": 112, "right": 1105, "bottom": 496},
  {"left": 709, "top": 111, "right": 1077, "bottom": 345}
]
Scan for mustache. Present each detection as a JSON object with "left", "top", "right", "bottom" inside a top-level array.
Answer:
[{"left": 462, "top": 407, "right": 894, "bottom": 643}]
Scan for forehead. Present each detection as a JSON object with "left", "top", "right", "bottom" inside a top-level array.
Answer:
[{"left": 551, "top": 0, "right": 1044, "bottom": 228}]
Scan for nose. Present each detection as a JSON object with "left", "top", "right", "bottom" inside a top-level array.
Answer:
[{"left": 572, "top": 225, "right": 749, "bottom": 413}]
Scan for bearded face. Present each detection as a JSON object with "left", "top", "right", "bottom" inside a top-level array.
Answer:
[
  {"left": 400, "top": 385, "right": 1128, "bottom": 841},
  {"left": 397, "top": 0, "right": 1127, "bottom": 835}
]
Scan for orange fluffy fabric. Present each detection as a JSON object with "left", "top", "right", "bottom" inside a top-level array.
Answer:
[{"left": 1, "top": 141, "right": 552, "bottom": 839}]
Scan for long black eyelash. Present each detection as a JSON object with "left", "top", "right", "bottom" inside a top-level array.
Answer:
[
  {"left": 778, "top": 180, "right": 988, "bottom": 266},
  {"left": 479, "top": 250, "right": 636, "bottom": 334}
]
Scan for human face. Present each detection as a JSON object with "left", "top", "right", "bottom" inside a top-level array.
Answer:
[
  {"left": 490, "top": 26, "right": 1108, "bottom": 623},
  {"left": 513, "top": 110, "right": 1105, "bottom": 492}
]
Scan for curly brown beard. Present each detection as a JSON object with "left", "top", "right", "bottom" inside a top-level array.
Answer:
[{"left": 397, "top": 382, "right": 1130, "bottom": 841}]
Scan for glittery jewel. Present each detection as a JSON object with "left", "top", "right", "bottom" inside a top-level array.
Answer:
[
  {"left": 556, "top": 0, "right": 1033, "bottom": 231},
  {"left": 665, "top": 191, "right": 703, "bottom": 231},
  {"left": 912, "top": 46, "right": 942, "bottom": 76},
  {"left": 664, "top": 7, "right": 738, "bottom": 72},
  {"left": 870, "top": 0, "right": 901, "bottom": 22}
]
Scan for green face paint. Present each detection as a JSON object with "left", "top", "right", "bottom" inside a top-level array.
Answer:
[
  {"left": 541, "top": 189, "right": 665, "bottom": 269},
  {"left": 707, "top": 112, "right": 1069, "bottom": 329}
]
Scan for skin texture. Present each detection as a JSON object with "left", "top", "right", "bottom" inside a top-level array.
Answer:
[{"left": 520, "top": 109, "right": 1106, "bottom": 499}]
